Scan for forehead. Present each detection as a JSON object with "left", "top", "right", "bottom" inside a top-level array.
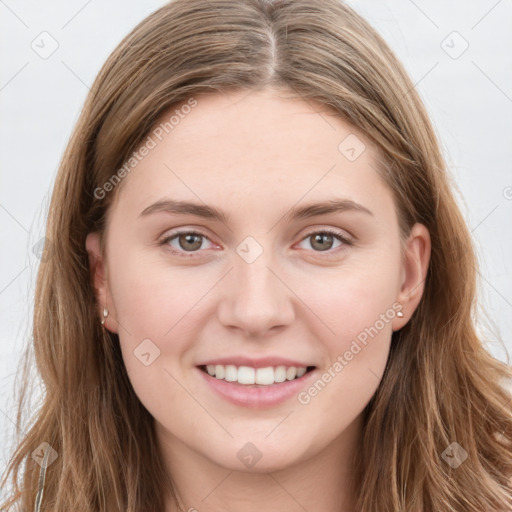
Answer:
[
  {"left": 157, "top": 88, "right": 375, "bottom": 168},
  {"left": 109, "top": 87, "right": 392, "bottom": 224}
]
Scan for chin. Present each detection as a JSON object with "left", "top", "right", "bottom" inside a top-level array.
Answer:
[{"left": 206, "top": 440, "right": 305, "bottom": 473}]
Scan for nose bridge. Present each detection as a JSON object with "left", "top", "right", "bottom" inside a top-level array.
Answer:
[{"left": 217, "top": 235, "right": 294, "bottom": 335}]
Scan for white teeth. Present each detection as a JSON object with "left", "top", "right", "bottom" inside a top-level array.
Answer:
[
  {"left": 224, "top": 365, "right": 238, "bottom": 382},
  {"left": 202, "top": 364, "right": 311, "bottom": 385},
  {"left": 286, "top": 367, "right": 297, "bottom": 380},
  {"left": 255, "top": 367, "right": 274, "bottom": 385},
  {"left": 238, "top": 366, "right": 255, "bottom": 384},
  {"left": 215, "top": 365, "right": 225, "bottom": 379},
  {"left": 274, "top": 366, "right": 287, "bottom": 383}
]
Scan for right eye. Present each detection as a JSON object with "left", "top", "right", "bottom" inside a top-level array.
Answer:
[{"left": 160, "top": 230, "right": 215, "bottom": 258}]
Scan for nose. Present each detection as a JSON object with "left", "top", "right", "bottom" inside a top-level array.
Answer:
[{"left": 216, "top": 248, "right": 295, "bottom": 338}]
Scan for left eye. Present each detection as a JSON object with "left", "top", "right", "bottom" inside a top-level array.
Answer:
[{"left": 296, "top": 230, "right": 351, "bottom": 253}]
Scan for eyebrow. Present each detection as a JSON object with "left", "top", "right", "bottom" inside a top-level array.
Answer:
[{"left": 138, "top": 198, "right": 373, "bottom": 223}]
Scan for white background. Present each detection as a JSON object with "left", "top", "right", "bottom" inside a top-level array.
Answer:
[{"left": 1, "top": 0, "right": 511, "bottom": 481}]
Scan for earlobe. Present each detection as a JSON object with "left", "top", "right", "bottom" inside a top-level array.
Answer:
[{"left": 393, "top": 223, "right": 431, "bottom": 330}]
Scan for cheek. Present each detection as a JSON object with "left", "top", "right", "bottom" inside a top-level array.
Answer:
[
  {"left": 295, "top": 259, "right": 399, "bottom": 401},
  {"left": 108, "top": 246, "right": 212, "bottom": 336},
  {"left": 294, "top": 274, "right": 396, "bottom": 442},
  {"left": 107, "top": 256, "right": 207, "bottom": 423},
  {"left": 302, "top": 257, "right": 400, "bottom": 346},
  {"left": 106, "top": 249, "right": 212, "bottom": 390}
]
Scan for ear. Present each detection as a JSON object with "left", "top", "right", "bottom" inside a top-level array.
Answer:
[
  {"left": 85, "top": 232, "right": 118, "bottom": 333},
  {"left": 392, "top": 223, "right": 431, "bottom": 331}
]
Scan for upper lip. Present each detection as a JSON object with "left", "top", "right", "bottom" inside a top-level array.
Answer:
[{"left": 197, "top": 356, "right": 315, "bottom": 369}]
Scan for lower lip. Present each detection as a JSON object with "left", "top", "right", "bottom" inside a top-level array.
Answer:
[{"left": 196, "top": 366, "right": 317, "bottom": 409}]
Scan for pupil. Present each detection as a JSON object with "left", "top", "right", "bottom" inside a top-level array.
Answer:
[
  {"left": 181, "top": 234, "right": 201, "bottom": 251},
  {"left": 313, "top": 233, "right": 332, "bottom": 251}
]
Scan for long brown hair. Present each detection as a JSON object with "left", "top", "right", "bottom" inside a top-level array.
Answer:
[{"left": 2, "top": 0, "right": 512, "bottom": 510}]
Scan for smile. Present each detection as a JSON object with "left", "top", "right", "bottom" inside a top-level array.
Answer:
[
  {"left": 199, "top": 364, "right": 315, "bottom": 386},
  {"left": 196, "top": 364, "right": 318, "bottom": 409}
]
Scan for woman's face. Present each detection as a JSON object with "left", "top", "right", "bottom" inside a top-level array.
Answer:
[{"left": 87, "top": 86, "right": 429, "bottom": 474}]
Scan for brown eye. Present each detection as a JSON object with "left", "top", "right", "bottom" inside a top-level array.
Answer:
[
  {"left": 309, "top": 233, "right": 336, "bottom": 252},
  {"left": 160, "top": 230, "right": 214, "bottom": 258},
  {"left": 176, "top": 233, "right": 203, "bottom": 252},
  {"left": 297, "top": 229, "right": 352, "bottom": 255}
]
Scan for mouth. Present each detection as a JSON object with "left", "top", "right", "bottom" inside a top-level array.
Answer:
[{"left": 197, "top": 364, "right": 316, "bottom": 387}]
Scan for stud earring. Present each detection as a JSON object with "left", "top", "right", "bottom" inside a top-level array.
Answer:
[
  {"left": 396, "top": 310, "right": 404, "bottom": 318},
  {"left": 101, "top": 307, "right": 109, "bottom": 325}
]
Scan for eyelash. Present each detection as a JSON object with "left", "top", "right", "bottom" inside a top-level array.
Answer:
[{"left": 159, "top": 228, "right": 353, "bottom": 259}]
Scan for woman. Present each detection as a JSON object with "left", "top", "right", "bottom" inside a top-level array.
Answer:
[{"left": 2, "top": 0, "right": 511, "bottom": 511}]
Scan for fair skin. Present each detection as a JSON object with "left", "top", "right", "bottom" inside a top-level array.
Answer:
[{"left": 86, "top": 86, "right": 430, "bottom": 512}]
